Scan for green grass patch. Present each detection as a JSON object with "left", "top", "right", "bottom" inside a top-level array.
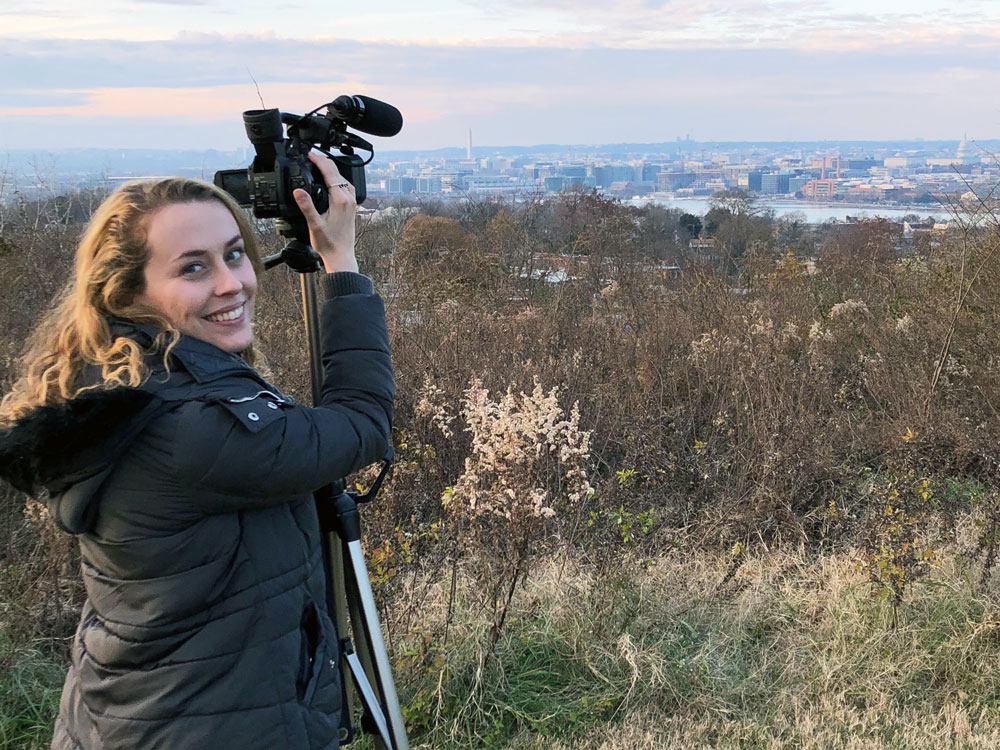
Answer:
[{"left": 0, "top": 631, "right": 64, "bottom": 750}]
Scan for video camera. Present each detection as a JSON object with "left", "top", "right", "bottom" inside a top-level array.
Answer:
[{"left": 215, "top": 95, "right": 403, "bottom": 217}]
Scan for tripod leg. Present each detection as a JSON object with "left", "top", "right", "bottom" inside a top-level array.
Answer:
[
  {"left": 326, "top": 531, "right": 356, "bottom": 742},
  {"left": 343, "top": 537, "right": 410, "bottom": 750},
  {"left": 343, "top": 643, "right": 393, "bottom": 746},
  {"left": 344, "top": 554, "right": 384, "bottom": 749}
]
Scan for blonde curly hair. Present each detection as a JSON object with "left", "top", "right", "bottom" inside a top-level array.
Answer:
[{"left": 0, "top": 178, "right": 262, "bottom": 425}]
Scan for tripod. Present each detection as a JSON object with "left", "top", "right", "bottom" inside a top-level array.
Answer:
[{"left": 264, "top": 223, "right": 410, "bottom": 750}]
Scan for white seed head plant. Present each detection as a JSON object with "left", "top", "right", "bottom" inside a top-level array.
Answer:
[
  {"left": 445, "top": 377, "right": 593, "bottom": 525},
  {"left": 415, "top": 373, "right": 456, "bottom": 439}
]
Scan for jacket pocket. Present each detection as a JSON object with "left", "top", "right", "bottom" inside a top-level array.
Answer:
[{"left": 296, "top": 602, "right": 327, "bottom": 703}]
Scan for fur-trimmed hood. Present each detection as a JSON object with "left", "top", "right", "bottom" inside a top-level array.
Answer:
[
  {"left": 0, "top": 387, "right": 167, "bottom": 533},
  {"left": 0, "top": 319, "right": 261, "bottom": 535}
]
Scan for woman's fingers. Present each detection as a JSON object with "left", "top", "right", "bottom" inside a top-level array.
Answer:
[
  {"left": 308, "top": 152, "right": 349, "bottom": 194},
  {"left": 293, "top": 188, "right": 321, "bottom": 223},
  {"left": 294, "top": 152, "right": 353, "bottom": 226},
  {"left": 301, "top": 152, "right": 357, "bottom": 211},
  {"left": 306, "top": 150, "right": 337, "bottom": 184},
  {"left": 294, "top": 151, "right": 358, "bottom": 273}
]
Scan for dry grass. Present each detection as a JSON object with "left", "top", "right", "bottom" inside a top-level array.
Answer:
[
  {"left": 390, "top": 542, "right": 1000, "bottom": 748},
  {"left": 7, "top": 540, "right": 1000, "bottom": 748}
]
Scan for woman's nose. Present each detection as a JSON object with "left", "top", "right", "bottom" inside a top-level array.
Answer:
[{"left": 215, "top": 265, "right": 243, "bottom": 296}]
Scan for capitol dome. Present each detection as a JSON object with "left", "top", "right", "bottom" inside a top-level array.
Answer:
[{"left": 957, "top": 135, "right": 977, "bottom": 164}]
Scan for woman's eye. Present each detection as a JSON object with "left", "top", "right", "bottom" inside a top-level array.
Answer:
[
  {"left": 181, "top": 262, "right": 205, "bottom": 276},
  {"left": 226, "top": 247, "right": 245, "bottom": 263}
]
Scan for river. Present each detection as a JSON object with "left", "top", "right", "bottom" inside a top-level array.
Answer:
[{"left": 628, "top": 196, "right": 954, "bottom": 224}]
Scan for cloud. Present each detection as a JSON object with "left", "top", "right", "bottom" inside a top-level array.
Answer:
[
  {"left": 4, "top": 32, "right": 1000, "bottom": 93},
  {"left": 0, "top": 91, "right": 93, "bottom": 109},
  {"left": 0, "top": 7, "right": 65, "bottom": 17},
  {"left": 0, "top": 82, "right": 385, "bottom": 120},
  {"left": 2, "top": 30, "right": 999, "bottom": 149},
  {"left": 463, "top": 0, "right": 1000, "bottom": 51},
  {"left": 0, "top": 36, "right": 386, "bottom": 90}
]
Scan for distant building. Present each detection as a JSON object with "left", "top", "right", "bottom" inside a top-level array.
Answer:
[
  {"left": 689, "top": 238, "right": 717, "bottom": 266},
  {"left": 523, "top": 163, "right": 554, "bottom": 179},
  {"left": 657, "top": 171, "right": 696, "bottom": 191},
  {"left": 884, "top": 157, "right": 925, "bottom": 168},
  {"left": 641, "top": 164, "right": 664, "bottom": 181},
  {"left": 439, "top": 171, "right": 471, "bottom": 193},
  {"left": 466, "top": 175, "right": 523, "bottom": 195},
  {"left": 611, "top": 165, "right": 636, "bottom": 182},
  {"left": 415, "top": 176, "right": 442, "bottom": 193},
  {"left": 722, "top": 165, "right": 750, "bottom": 183},
  {"left": 589, "top": 166, "right": 612, "bottom": 187},
  {"left": 927, "top": 136, "right": 981, "bottom": 167},
  {"left": 789, "top": 176, "right": 809, "bottom": 194},
  {"left": 760, "top": 173, "right": 791, "bottom": 194},
  {"left": 801, "top": 179, "right": 837, "bottom": 199},
  {"left": 956, "top": 136, "right": 978, "bottom": 164},
  {"left": 383, "top": 177, "right": 416, "bottom": 195},
  {"left": 692, "top": 170, "right": 723, "bottom": 189}
]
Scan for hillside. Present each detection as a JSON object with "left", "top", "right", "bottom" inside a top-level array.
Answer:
[{"left": 3, "top": 188, "right": 1000, "bottom": 748}]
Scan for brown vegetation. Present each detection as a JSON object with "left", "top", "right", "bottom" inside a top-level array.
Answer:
[{"left": 3, "top": 185, "right": 1000, "bottom": 747}]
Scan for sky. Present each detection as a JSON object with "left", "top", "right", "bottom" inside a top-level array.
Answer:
[{"left": 2, "top": 0, "right": 1000, "bottom": 151}]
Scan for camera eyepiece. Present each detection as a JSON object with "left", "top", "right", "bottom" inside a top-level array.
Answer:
[{"left": 243, "top": 109, "right": 284, "bottom": 145}]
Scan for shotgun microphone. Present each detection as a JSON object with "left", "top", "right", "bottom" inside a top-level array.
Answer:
[{"left": 329, "top": 95, "right": 403, "bottom": 138}]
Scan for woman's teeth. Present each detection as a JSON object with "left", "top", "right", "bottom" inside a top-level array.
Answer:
[{"left": 206, "top": 305, "right": 243, "bottom": 322}]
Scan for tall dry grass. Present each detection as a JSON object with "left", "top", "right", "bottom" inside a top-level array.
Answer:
[{"left": 383, "top": 543, "right": 1000, "bottom": 749}]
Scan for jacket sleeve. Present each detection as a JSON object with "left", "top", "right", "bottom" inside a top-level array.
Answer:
[{"left": 171, "top": 273, "right": 394, "bottom": 513}]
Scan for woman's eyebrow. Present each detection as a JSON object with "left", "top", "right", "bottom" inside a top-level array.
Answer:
[
  {"left": 173, "top": 235, "right": 243, "bottom": 261},
  {"left": 175, "top": 249, "right": 207, "bottom": 261}
]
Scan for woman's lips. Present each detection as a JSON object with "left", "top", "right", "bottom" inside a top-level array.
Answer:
[{"left": 204, "top": 303, "right": 245, "bottom": 323}]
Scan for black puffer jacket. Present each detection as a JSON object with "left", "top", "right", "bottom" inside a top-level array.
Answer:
[{"left": 0, "top": 272, "right": 393, "bottom": 750}]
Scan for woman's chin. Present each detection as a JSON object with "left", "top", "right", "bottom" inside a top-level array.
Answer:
[{"left": 197, "top": 319, "right": 253, "bottom": 353}]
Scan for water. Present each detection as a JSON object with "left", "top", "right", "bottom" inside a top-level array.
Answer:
[{"left": 629, "top": 196, "right": 954, "bottom": 224}]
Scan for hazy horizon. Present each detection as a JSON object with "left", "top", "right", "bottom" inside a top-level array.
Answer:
[{"left": 4, "top": 137, "right": 999, "bottom": 164}]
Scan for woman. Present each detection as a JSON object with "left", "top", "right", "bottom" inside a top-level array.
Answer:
[{"left": 0, "top": 153, "right": 393, "bottom": 749}]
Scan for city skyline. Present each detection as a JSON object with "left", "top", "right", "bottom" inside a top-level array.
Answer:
[
  {"left": 3, "top": 1, "right": 1000, "bottom": 151},
  {"left": 4, "top": 136, "right": 995, "bottom": 213}
]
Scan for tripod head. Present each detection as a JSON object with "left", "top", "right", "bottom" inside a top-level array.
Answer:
[{"left": 263, "top": 219, "right": 322, "bottom": 273}]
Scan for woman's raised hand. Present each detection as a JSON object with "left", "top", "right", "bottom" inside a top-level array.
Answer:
[{"left": 293, "top": 151, "right": 359, "bottom": 274}]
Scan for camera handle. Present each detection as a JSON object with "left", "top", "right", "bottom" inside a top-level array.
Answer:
[{"left": 263, "top": 226, "right": 410, "bottom": 750}]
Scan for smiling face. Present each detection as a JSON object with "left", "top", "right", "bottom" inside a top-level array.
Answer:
[{"left": 135, "top": 200, "right": 257, "bottom": 353}]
